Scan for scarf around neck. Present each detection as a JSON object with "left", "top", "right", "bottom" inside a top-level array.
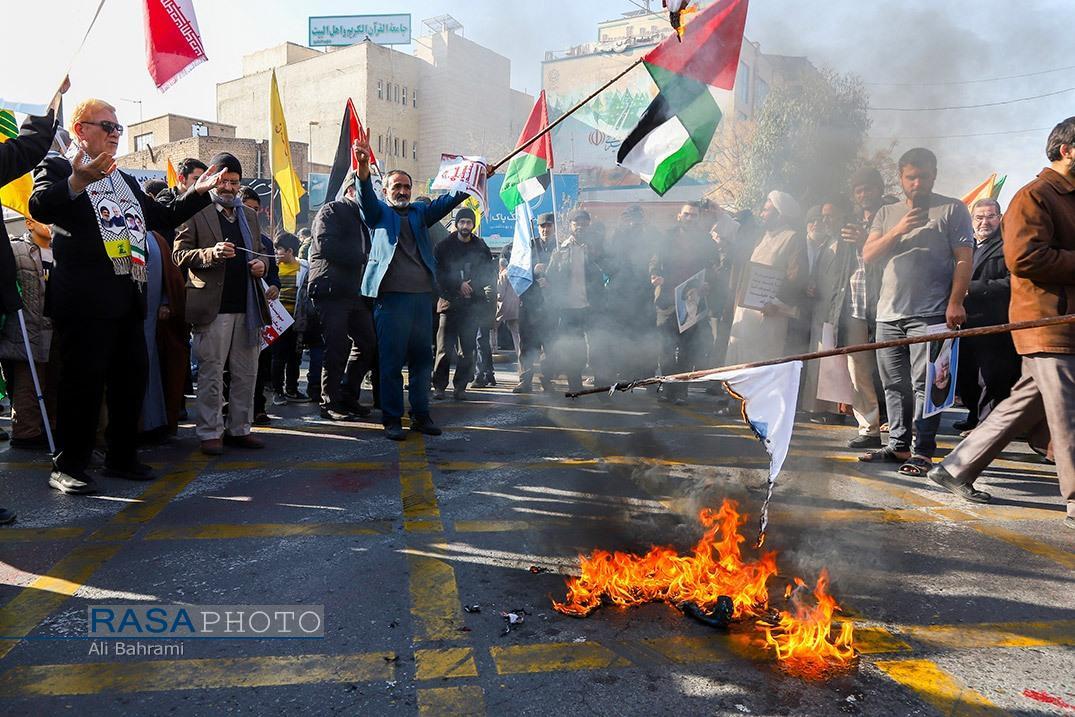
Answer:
[{"left": 211, "top": 191, "right": 267, "bottom": 336}]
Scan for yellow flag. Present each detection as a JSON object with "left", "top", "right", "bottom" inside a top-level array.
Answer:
[
  {"left": 166, "top": 158, "right": 178, "bottom": 188},
  {"left": 270, "top": 70, "right": 305, "bottom": 233},
  {"left": 962, "top": 173, "right": 997, "bottom": 208},
  {"left": 0, "top": 109, "right": 31, "bottom": 217}
]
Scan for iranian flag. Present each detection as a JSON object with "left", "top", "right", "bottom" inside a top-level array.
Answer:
[
  {"left": 618, "top": 0, "right": 749, "bottom": 195},
  {"left": 499, "top": 90, "right": 554, "bottom": 212},
  {"left": 143, "top": 0, "right": 208, "bottom": 92}
]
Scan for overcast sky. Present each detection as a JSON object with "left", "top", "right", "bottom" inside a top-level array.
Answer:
[{"left": 7, "top": 0, "right": 1071, "bottom": 203}]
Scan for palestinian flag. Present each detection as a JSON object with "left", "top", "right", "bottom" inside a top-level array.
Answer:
[
  {"left": 500, "top": 90, "right": 554, "bottom": 212},
  {"left": 324, "top": 98, "right": 380, "bottom": 203},
  {"left": 618, "top": 0, "right": 748, "bottom": 195}
]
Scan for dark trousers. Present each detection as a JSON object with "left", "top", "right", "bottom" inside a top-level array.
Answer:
[
  {"left": 657, "top": 311, "right": 712, "bottom": 399},
  {"left": 433, "top": 309, "right": 480, "bottom": 391},
  {"left": 474, "top": 325, "right": 495, "bottom": 382},
  {"left": 545, "top": 308, "right": 588, "bottom": 388},
  {"left": 271, "top": 326, "right": 301, "bottom": 394},
  {"left": 373, "top": 291, "right": 434, "bottom": 424},
  {"left": 518, "top": 301, "right": 551, "bottom": 383},
  {"left": 314, "top": 296, "right": 376, "bottom": 410},
  {"left": 876, "top": 316, "right": 944, "bottom": 457},
  {"left": 53, "top": 315, "right": 146, "bottom": 474},
  {"left": 253, "top": 349, "right": 271, "bottom": 415},
  {"left": 956, "top": 332, "right": 1021, "bottom": 425}
]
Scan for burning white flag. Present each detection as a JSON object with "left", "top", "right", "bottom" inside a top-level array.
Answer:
[
  {"left": 431, "top": 154, "right": 488, "bottom": 214},
  {"left": 678, "top": 361, "right": 803, "bottom": 538}
]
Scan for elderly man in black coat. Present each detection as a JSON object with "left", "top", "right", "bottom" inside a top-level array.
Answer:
[
  {"left": 955, "top": 198, "right": 1021, "bottom": 432},
  {"left": 30, "top": 97, "right": 224, "bottom": 495}
]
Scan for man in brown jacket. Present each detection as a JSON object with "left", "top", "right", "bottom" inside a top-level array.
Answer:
[
  {"left": 929, "top": 117, "right": 1075, "bottom": 529},
  {"left": 173, "top": 152, "right": 270, "bottom": 456}
]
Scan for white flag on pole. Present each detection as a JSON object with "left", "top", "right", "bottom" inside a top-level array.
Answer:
[{"left": 506, "top": 200, "right": 535, "bottom": 297}]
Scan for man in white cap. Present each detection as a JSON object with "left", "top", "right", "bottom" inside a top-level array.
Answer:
[{"left": 724, "top": 190, "right": 808, "bottom": 367}]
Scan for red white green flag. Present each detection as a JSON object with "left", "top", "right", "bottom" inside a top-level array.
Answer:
[{"left": 499, "top": 91, "right": 554, "bottom": 212}]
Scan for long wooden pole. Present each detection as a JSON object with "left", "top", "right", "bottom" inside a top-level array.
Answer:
[
  {"left": 567, "top": 314, "right": 1075, "bottom": 398},
  {"left": 489, "top": 58, "right": 644, "bottom": 174}
]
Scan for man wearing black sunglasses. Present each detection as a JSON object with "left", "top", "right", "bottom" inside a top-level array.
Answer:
[{"left": 29, "top": 97, "right": 227, "bottom": 496}]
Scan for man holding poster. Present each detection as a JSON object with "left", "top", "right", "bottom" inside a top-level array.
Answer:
[{"left": 354, "top": 134, "right": 467, "bottom": 441}]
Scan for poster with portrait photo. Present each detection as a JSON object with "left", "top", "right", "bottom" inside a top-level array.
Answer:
[
  {"left": 96, "top": 198, "right": 124, "bottom": 234},
  {"left": 923, "top": 324, "right": 960, "bottom": 418},
  {"left": 675, "top": 269, "right": 708, "bottom": 334}
]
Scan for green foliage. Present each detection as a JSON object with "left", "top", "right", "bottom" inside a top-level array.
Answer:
[{"left": 742, "top": 70, "right": 871, "bottom": 210}]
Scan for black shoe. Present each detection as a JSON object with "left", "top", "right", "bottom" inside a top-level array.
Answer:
[
  {"left": 847, "top": 435, "right": 882, "bottom": 449},
  {"left": 472, "top": 379, "right": 488, "bottom": 389},
  {"left": 9, "top": 435, "right": 49, "bottom": 450},
  {"left": 285, "top": 390, "right": 311, "bottom": 403},
  {"left": 49, "top": 470, "right": 98, "bottom": 494},
  {"left": 338, "top": 398, "right": 371, "bottom": 417},
  {"left": 433, "top": 389, "right": 447, "bottom": 400},
  {"left": 253, "top": 412, "right": 272, "bottom": 426},
  {"left": 410, "top": 415, "right": 442, "bottom": 436},
  {"left": 511, "top": 381, "right": 532, "bottom": 394},
  {"left": 488, "top": 376, "right": 497, "bottom": 386},
  {"left": 538, "top": 375, "right": 553, "bottom": 393},
  {"left": 953, "top": 418, "right": 978, "bottom": 431},
  {"left": 927, "top": 465, "right": 991, "bottom": 503},
  {"left": 102, "top": 462, "right": 156, "bottom": 481},
  {"left": 453, "top": 388, "right": 468, "bottom": 401},
  {"left": 384, "top": 423, "right": 406, "bottom": 441},
  {"left": 0, "top": 507, "right": 15, "bottom": 525}
]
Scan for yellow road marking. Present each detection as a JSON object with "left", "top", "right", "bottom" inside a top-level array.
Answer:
[
  {"left": 875, "top": 658, "right": 1006, "bottom": 716},
  {"left": 964, "top": 522, "right": 1075, "bottom": 570},
  {"left": 0, "top": 527, "right": 86, "bottom": 542},
  {"left": 415, "top": 647, "right": 479, "bottom": 680},
  {"left": 854, "top": 627, "right": 913, "bottom": 654},
  {"left": 0, "top": 652, "right": 395, "bottom": 696},
  {"left": 408, "top": 555, "right": 465, "bottom": 642},
  {"left": 144, "top": 521, "right": 393, "bottom": 540},
  {"left": 453, "top": 520, "right": 538, "bottom": 532},
  {"left": 211, "top": 460, "right": 390, "bottom": 471},
  {"left": 0, "top": 455, "right": 208, "bottom": 660},
  {"left": 904, "top": 619, "right": 1075, "bottom": 649},
  {"left": 417, "top": 685, "right": 486, "bottom": 716},
  {"left": 637, "top": 635, "right": 733, "bottom": 664},
  {"left": 491, "top": 642, "right": 632, "bottom": 675},
  {"left": 400, "top": 438, "right": 441, "bottom": 532}
]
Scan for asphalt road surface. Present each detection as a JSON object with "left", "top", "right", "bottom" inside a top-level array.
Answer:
[{"left": 0, "top": 363, "right": 1072, "bottom": 716}]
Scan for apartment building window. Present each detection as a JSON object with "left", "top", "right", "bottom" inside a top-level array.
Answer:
[
  {"left": 134, "top": 132, "right": 154, "bottom": 151},
  {"left": 736, "top": 61, "right": 750, "bottom": 105},
  {"left": 378, "top": 135, "right": 383, "bottom": 154},
  {"left": 412, "top": 141, "right": 416, "bottom": 160},
  {"left": 377, "top": 80, "right": 383, "bottom": 100},
  {"left": 394, "top": 137, "right": 399, "bottom": 156},
  {"left": 412, "top": 89, "right": 417, "bottom": 108},
  {"left": 402, "top": 86, "right": 407, "bottom": 106},
  {"left": 402, "top": 139, "right": 407, "bottom": 158},
  {"left": 191, "top": 123, "right": 208, "bottom": 137},
  {"left": 394, "top": 84, "right": 400, "bottom": 103}
]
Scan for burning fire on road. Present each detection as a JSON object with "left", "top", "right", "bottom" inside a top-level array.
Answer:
[{"left": 552, "top": 499, "right": 856, "bottom": 679}]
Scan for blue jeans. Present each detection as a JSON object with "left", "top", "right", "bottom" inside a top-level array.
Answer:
[
  {"left": 876, "top": 316, "right": 945, "bottom": 457},
  {"left": 373, "top": 292, "right": 434, "bottom": 424}
]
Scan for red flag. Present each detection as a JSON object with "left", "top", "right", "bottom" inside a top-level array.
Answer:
[
  {"left": 325, "top": 98, "right": 380, "bottom": 203},
  {"left": 515, "top": 90, "right": 554, "bottom": 169},
  {"left": 143, "top": 0, "right": 208, "bottom": 92},
  {"left": 644, "top": 0, "right": 749, "bottom": 90}
]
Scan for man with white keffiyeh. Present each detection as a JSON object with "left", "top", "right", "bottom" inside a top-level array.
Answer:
[{"left": 30, "top": 98, "right": 227, "bottom": 496}]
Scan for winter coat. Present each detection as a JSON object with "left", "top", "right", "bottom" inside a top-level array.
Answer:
[{"left": 0, "top": 237, "right": 51, "bottom": 361}]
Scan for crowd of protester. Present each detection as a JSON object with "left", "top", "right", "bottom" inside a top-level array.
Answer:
[{"left": 0, "top": 99, "right": 1072, "bottom": 531}]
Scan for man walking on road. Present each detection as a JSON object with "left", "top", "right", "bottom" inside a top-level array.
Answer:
[{"left": 929, "top": 118, "right": 1075, "bottom": 530}]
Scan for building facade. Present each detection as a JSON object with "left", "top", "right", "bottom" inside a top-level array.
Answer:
[{"left": 216, "top": 25, "right": 532, "bottom": 192}]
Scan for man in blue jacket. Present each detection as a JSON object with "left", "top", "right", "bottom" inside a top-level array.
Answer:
[{"left": 353, "top": 132, "right": 466, "bottom": 440}]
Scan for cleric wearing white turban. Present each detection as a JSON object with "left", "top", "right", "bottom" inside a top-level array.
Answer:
[{"left": 723, "top": 190, "right": 809, "bottom": 365}]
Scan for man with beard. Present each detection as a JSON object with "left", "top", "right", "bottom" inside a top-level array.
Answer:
[
  {"left": 173, "top": 152, "right": 270, "bottom": 456},
  {"left": 432, "top": 207, "right": 495, "bottom": 400},
  {"left": 651, "top": 202, "right": 722, "bottom": 404},
  {"left": 513, "top": 212, "right": 558, "bottom": 394},
  {"left": 860, "top": 148, "right": 973, "bottom": 478},
  {"left": 352, "top": 132, "right": 466, "bottom": 440},
  {"left": 841, "top": 167, "right": 894, "bottom": 449},
  {"left": 929, "top": 117, "right": 1075, "bottom": 530},
  {"left": 953, "top": 198, "right": 1020, "bottom": 432},
  {"left": 31, "top": 98, "right": 223, "bottom": 493}
]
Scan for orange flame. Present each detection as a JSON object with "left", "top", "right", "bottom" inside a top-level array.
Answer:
[
  {"left": 761, "top": 569, "right": 856, "bottom": 679},
  {"left": 552, "top": 499, "right": 856, "bottom": 677}
]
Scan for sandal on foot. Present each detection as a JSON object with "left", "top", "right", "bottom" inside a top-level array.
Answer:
[
  {"left": 858, "top": 447, "right": 910, "bottom": 464},
  {"left": 897, "top": 455, "right": 933, "bottom": 476},
  {"left": 927, "top": 465, "right": 992, "bottom": 503}
]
